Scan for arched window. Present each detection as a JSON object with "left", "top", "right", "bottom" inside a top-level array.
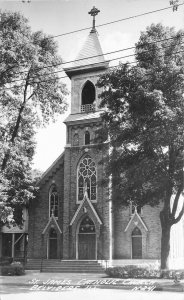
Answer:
[
  {"left": 79, "top": 216, "right": 95, "bottom": 233},
  {"left": 82, "top": 81, "right": 95, "bottom": 105},
  {"left": 73, "top": 133, "right": 79, "bottom": 146},
  {"left": 49, "top": 185, "right": 59, "bottom": 218},
  {"left": 49, "top": 227, "right": 57, "bottom": 238},
  {"left": 132, "top": 227, "right": 142, "bottom": 259},
  {"left": 78, "top": 155, "right": 97, "bottom": 202},
  {"left": 84, "top": 131, "right": 90, "bottom": 145}
]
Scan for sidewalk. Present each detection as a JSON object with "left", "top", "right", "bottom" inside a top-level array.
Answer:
[{"left": 1, "top": 270, "right": 184, "bottom": 293}]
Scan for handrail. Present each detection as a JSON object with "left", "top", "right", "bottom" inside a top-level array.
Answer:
[{"left": 40, "top": 257, "right": 44, "bottom": 272}]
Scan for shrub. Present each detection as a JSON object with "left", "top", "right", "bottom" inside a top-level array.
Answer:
[
  {"left": 106, "top": 265, "right": 184, "bottom": 279},
  {"left": 161, "top": 269, "right": 184, "bottom": 280},
  {"left": 1, "top": 261, "right": 25, "bottom": 276},
  {"left": 0, "top": 257, "right": 13, "bottom": 266},
  {"left": 106, "top": 265, "right": 160, "bottom": 278}
]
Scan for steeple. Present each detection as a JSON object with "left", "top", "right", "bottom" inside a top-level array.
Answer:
[{"left": 65, "top": 6, "right": 108, "bottom": 78}]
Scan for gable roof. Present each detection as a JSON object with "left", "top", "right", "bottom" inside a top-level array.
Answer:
[{"left": 37, "top": 152, "right": 64, "bottom": 186}]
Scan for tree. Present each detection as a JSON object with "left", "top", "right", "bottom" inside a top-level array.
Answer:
[
  {"left": 97, "top": 23, "right": 184, "bottom": 270},
  {"left": 0, "top": 11, "right": 68, "bottom": 224}
]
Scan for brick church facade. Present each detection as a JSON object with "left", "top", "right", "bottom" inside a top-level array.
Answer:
[{"left": 27, "top": 10, "right": 163, "bottom": 262}]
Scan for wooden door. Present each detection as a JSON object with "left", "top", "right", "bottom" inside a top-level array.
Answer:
[
  {"left": 132, "top": 236, "right": 142, "bottom": 259},
  {"left": 49, "top": 238, "right": 57, "bottom": 259},
  {"left": 78, "top": 234, "right": 96, "bottom": 259}
]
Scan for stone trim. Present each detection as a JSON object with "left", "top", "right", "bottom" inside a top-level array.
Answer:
[
  {"left": 124, "top": 210, "right": 148, "bottom": 232},
  {"left": 70, "top": 191, "right": 102, "bottom": 226},
  {"left": 42, "top": 215, "right": 62, "bottom": 235}
]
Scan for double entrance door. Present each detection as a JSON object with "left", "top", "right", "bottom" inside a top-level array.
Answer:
[{"left": 78, "top": 233, "right": 96, "bottom": 259}]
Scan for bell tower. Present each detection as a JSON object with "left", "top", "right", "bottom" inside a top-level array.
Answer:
[{"left": 62, "top": 7, "right": 112, "bottom": 260}]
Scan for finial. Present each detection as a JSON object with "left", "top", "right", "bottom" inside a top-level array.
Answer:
[{"left": 88, "top": 6, "right": 100, "bottom": 33}]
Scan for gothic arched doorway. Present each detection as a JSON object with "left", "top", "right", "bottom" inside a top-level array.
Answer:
[
  {"left": 78, "top": 216, "right": 96, "bottom": 260},
  {"left": 48, "top": 228, "right": 58, "bottom": 259},
  {"left": 132, "top": 227, "right": 142, "bottom": 259}
]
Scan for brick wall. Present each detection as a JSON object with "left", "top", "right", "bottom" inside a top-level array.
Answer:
[
  {"left": 27, "top": 162, "right": 64, "bottom": 259},
  {"left": 113, "top": 204, "right": 162, "bottom": 259}
]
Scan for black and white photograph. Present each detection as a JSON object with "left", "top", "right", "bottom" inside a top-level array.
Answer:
[{"left": 0, "top": 0, "right": 184, "bottom": 299}]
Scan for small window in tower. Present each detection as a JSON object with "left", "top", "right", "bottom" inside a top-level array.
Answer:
[
  {"left": 82, "top": 81, "right": 95, "bottom": 105},
  {"left": 84, "top": 131, "right": 90, "bottom": 145},
  {"left": 73, "top": 133, "right": 79, "bottom": 146}
]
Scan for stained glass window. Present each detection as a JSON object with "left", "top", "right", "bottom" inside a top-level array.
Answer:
[
  {"left": 49, "top": 185, "right": 59, "bottom": 218},
  {"left": 78, "top": 155, "right": 97, "bottom": 201},
  {"left": 132, "top": 227, "right": 142, "bottom": 236}
]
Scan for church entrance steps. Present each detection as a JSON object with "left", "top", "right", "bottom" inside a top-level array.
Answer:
[
  {"left": 41, "top": 260, "right": 105, "bottom": 273},
  {"left": 25, "top": 259, "right": 105, "bottom": 273},
  {"left": 25, "top": 258, "right": 42, "bottom": 270}
]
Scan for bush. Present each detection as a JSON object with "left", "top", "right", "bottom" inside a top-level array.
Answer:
[
  {"left": 106, "top": 265, "right": 160, "bottom": 279},
  {"left": 106, "top": 265, "right": 184, "bottom": 279},
  {"left": 161, "top": 269, "right": 184, "bottom": 280},
  {"left": 1, "top": 261, "right": 25, "bottom": 276},
  {"left": 0, "top": 257, "right": 13, "bottom": 266}
]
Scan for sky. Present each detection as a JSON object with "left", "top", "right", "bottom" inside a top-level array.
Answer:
[{"left": 1, "top": 0, "right": 184, "bottom": 172}]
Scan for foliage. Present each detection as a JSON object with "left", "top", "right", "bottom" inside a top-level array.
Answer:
[
  {"left": 105, "top": 265, "right": 184, "bottom": 279},
  {"left": 0, "top": 11, "right": 68, "bottom": 225},
  {"left": 1, "top": 261, "right": 25, "bottom": 276},
  {"left": 97, "top": 23, "right": 184, "bottom": 269}
]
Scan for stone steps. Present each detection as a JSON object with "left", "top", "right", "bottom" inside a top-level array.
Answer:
[
  {"left": 26, "top": 259, "right": 42, "bottom": 270},
  {"left": 26, "top": 259, "right": 105, "bottom": 273}
]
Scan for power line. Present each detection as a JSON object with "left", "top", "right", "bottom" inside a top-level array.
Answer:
[
  {"left": 3, "top": 34, "right": 184, "bottom": 85},
  {"left": 43, "top": 3, "right": 184, "bottom": 40},
  {"left": 1, "top": 2, "right": 183, "bottom": 75},
  {"left": 2, "top": 48, "right": 184, "bottom": 91}
]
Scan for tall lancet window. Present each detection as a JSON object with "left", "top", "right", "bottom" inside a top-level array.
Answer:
[
  {"left": 84, "top": 131, "right": 90, "bottom": 145},
  {"left": 49, "top": 185, "right": 59, "bottom": 218},
  {"left": 78, "top": 155, "right": 97, "bottom": 202}
]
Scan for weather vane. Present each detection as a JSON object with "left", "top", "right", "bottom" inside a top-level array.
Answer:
[{"left": 88, "top": 6, "right": 100, "bottom": 32}]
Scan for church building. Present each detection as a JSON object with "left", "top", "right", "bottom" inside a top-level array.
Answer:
[{"left": 27, "top": 7, "right": 164, "bottom": 266}]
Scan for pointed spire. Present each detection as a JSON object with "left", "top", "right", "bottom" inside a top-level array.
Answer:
[
  {"left": 64, "top": 7, "right": 109, "bottom": 78},
  {"left": 88, "top": 6, "right": 100, "bottom": 33}
]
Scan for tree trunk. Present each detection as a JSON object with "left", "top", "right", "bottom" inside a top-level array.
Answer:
[{"left": 160, "top": 210, "right": 171, "bottom": 270}]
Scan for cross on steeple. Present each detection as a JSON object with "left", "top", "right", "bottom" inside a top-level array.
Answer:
[{"left": 88, "top": 6, "right": 100, "bottom": 33}]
